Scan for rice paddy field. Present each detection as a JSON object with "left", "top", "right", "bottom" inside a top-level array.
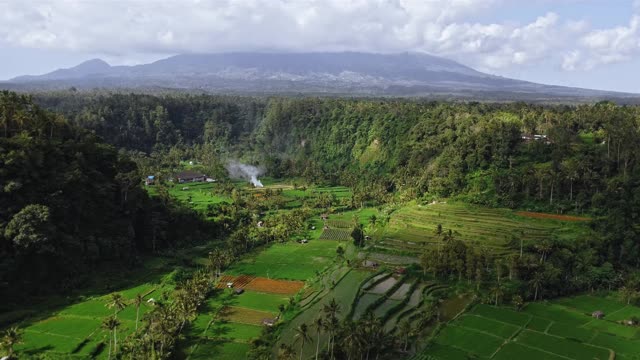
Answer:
[
  {"left": 416, "top": 294, "right": 640, "bottom": 360},
  {"left": 185, "top": 287, "right": 285, "bottom": 360},
  {"left": 276, "top": 269, "right": 371, "bottom": 359},
  {"left": 225, "top": 239, "right": 341, "bottom": 280},
  {"left": 13, "top": 281, "right": 172, "bottom": 360},
  {"left": 376, "top": 201, "right": 591, "bottom": 257}
]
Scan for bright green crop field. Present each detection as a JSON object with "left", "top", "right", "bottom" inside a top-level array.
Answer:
[
  {"left": 415, "top": 294, "right": 640, "bottom": 360},
  {"left": 377, "top": 201, "right": 591, "bottom": 257},
  {"left": 226, "top": 240, "right": 342, "bottom": 280}
]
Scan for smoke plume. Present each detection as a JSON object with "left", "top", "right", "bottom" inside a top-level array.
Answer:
[{"left": 226, "top": 161, "right": 264, "bottom": 187}]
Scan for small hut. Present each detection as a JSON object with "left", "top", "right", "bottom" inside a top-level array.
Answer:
[
  {"left": 592, "top": 311, "right": 605, "bottom": 319},
  {"left": 234, "top": 288, "right": 244, "bottom": 295},
  {"left": 262, "top": 318, "right": 276, "bottom": 327}
]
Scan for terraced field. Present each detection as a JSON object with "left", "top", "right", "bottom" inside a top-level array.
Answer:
[
  {"left": 416, "top": 294, "right": 640, "bottom": 360},
  {"left": 14, "top": 282, "right": 168, "bottom": 360},
  {"left": 377, "top": 202, "right": 591, "bottom": 257}
]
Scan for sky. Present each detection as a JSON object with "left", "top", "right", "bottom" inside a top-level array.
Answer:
[{"left": 0, "top": 0, "right": 639, "bottom": 93}]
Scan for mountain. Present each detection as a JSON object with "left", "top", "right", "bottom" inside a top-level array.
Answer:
[{"left": 2, "top": 52, "right": 637, "bottom": 100}]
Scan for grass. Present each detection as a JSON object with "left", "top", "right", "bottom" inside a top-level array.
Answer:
[
  {"left": 161, "top": 182, "right": 231, "bottom": 213},
  {"left": 222, "top": 306, "right": 275, "bottom": 326},
  {"left": 206, "top": 322, "right": 263, "bottom": 342},
  {"left": 226, "top": 240, "right": 340, "bottom": 280},
  {"left": 190, "top": 340, "right": 250, "bottom": 360},
  {"left": 226, "top": 290, "right": 289, "bottom": 314},
  {"left": 455, "top": 314, "right": 519, "bottom": 339},
  {"left": 434, "top": 325, "right": 504, "bottom": 357},
  {"left": 492, "top": 342, "right": 568, "bottom": 360},
  {"left": 421, "top": 293, "right": 640, "bottom": 360},
  {"left": 517, "top": 330, "right": 610, "bottom": 360}
]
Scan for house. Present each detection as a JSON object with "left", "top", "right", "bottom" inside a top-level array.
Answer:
[
  {"left": 321, "top": 214, "right": 329, "bottom": 221},
  {"left": 522, "top": 134, "right": 551, "bottom": 144},
  {"left": 145, "top": 175, "right": 156, "bottom": 186},
  {"left": 257, "top": 221, "right": 265, "bottom": 228},
  {"left": 592, "top": 311, "right": 605, "bottom": 319},
  {"left": 234, "top": 288, "right": 244, "bottom": 295},
  {"left": 175, "top": 170, "right": 207, "bottom": 183},
  {"left": 262, "top": 318, "right": 276, "bottom": 327},
  {"left": 206, "top": 177, "right": 217, "bottom": 182}
]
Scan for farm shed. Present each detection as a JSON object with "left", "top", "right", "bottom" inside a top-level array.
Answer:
[
  {"left": 262, "top": 318, "right": 276, "bottom": 327},
  {"left": 592, "top": 310, "right": 605, "bottom": 319},
  {"left": 174, "top": 170, "right": 207, "bottom": 183},
  {"left": 145, "top": 175, "right": 155, "bottom": 185},
  {"left": 234, "top": 288, "right": 244, "bottom": 295}
]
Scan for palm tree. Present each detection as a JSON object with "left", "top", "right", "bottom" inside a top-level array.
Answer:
[
  {"left": 419, "top": 251, "right": 430, "bottom": 277},
  {"left": 368, "top": 215, "right": 377, "bottom": 228},
  {"left": 133, "top": 293, "right": 144, "bottom": 330},
  {"left": 102, "top": 316, "right": 121, "bottom": 360},
  {"left": 313, "top": 318, "right": 323, "bottom": 360},
  {"left": 208, "top": 248, "right": 226, "bottom": 280},
  {"left": 491, "top": 283, "right": 504, "bottom": 306},
  {"left": 535, "top": 240, "right": 552, "bottom": 264},
  {"left": 398, "top": 320, "right": 412, "bottom": 352},
  {"left": 324, "top": 316, "right": 340, "bottom": 359},
  {"left": 107, "top": 293, "right": 127, "bottom": 318},
  {"left": 530, "top": 271, "right": 545, "bottom": 301},
  {"left": 323, "top": 298, "right": 341, "bottom": 319},
  {"left": 619, "top": 286, "right": 636, "bottom": 305},
  {"left": 512, "top": 294, "right": 524, "bottom": 311},
  {"left": 1, "top": 327, "right": 22, "bottom": 359},
  {"left": 294, "top": 323, "right": 313, "bottom": 360},
  {"left": 278, "top": 343, "right": 296, "bottom": 360},
  {"left": 105, "top": 293, "right": 126, "bottom": 352}
]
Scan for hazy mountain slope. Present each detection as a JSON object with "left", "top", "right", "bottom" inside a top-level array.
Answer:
[{"left": 3, "top": 52, "right": 637, "bottom": 100}]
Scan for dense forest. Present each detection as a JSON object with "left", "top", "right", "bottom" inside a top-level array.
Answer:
[
  {"left": 0, "top": 91, "right": 216, "bottom": 302},
  {"left": 32, "top": 92, "right": 640, "bottom": 267}
]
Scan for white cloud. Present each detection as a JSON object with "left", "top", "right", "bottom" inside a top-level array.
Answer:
[{"left": 0, "top": 0, "right": 638, "bottom": 74}]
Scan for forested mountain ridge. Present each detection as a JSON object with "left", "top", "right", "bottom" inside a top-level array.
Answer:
[
  {"left": 4, "top": 52, "right": 638, "bottom": 101},
  {"left": 32, "top": 93, "right": 640, "bottom": 267}
]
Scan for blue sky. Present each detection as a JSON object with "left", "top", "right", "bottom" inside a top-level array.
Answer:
[{"left": 0, "top": 0, "right": 639, "bottom": 93}]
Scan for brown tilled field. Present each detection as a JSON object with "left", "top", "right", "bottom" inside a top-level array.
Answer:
[
  {"left": 244, "top": 277, "right": 305, "bottom": 295},
  {"left": 216, "top": 275, "right": 256, "bottom": 289}
]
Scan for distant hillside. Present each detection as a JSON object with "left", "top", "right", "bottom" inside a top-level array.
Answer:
[{"left": 2, "top": 52, "right": 638, "bottom": 101}]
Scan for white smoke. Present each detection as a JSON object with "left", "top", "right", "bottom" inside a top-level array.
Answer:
[{"left": 226, "top": 161, "right": 265, "bottom": 187}]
